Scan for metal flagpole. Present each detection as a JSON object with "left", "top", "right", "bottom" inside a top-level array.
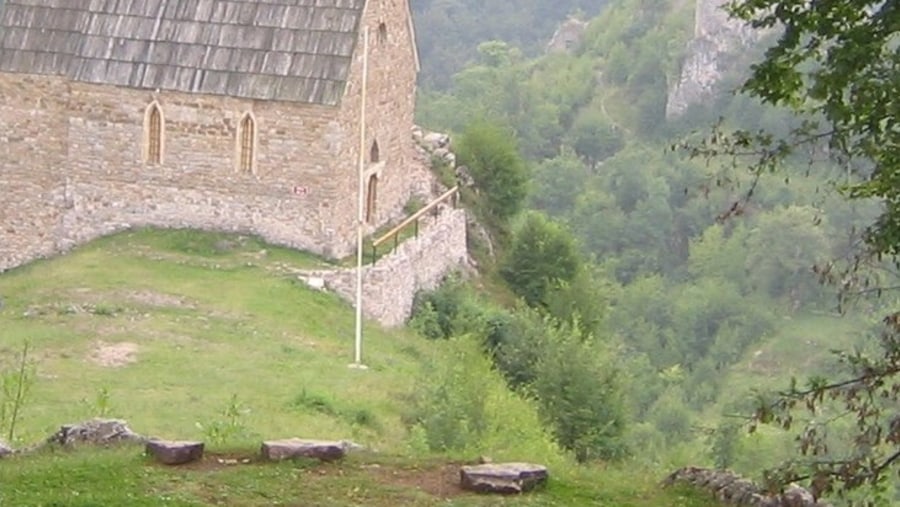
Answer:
[{"left": 351, "top": 26, "right": 369, "bottom": 370}]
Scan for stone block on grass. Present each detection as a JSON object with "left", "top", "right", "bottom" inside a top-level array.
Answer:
[
  {"left": 459, "top": 463, "right": 548, "bottom": 494},
  {"left": 146, "top": 440, "right": 204, "bottom": 465},
  {"left": 260, "top": 439, "right": 345, "bottom": 462}
]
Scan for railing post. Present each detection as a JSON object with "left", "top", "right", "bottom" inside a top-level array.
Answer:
[{"left": 414, "top": 218, "right": 419, "bottom": 238}]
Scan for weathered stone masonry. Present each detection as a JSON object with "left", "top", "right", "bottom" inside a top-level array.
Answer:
[
  {"left": 303, "top": 205, "right": 468, "bottom": 327},
  {"left": 0, "top": 1, "right": 465, "bottom": 325}
]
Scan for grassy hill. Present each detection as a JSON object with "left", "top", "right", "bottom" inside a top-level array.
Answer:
[{"left": 0, "top": 229, "right": 716, "bottom": 506}]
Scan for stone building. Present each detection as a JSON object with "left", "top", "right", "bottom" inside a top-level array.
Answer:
[{"left": 0, "top": 0, "right": 430, "bottom": 272}]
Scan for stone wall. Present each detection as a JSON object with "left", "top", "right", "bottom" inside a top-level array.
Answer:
[
  {"left": 334, "top": 0, "right": 425, "bottom": 242},
  {"left": 664, "top": 467, "right": 831, "bottom": 507},
  {"left": 304, "top": 205, "right": 468, "bottom": 327}
]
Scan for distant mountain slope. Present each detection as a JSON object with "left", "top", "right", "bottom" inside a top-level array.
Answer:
[{"left": 411, "top": 0, "right": 608, "bottom": 88}]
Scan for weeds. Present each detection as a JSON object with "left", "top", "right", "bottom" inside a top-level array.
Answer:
[
  {"left": 1, "top": 340, "right": 35, "bottom": 442},
  {"left": 82, "top": 386, "right": 114, "bottom": 418},
  {"left": 195, "top": 394, "right": 252, "bottom": 445}
]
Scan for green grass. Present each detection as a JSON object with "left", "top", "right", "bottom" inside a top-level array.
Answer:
[
  {"left": 723, "top": 312, "right": 868, "bottom": 395},
  {"left": 0, "top": 447, "right": 716, "bottom": 507},
  {"left": 0, "top": 228, "right": 718, "bottom": 506}
]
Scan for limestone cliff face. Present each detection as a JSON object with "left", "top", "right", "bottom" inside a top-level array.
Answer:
[{"left": 666, "top": 0, "right": 758, "bottom": 118}]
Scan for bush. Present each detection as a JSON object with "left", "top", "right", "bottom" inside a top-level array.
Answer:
[
  {"left": 409, "top": 276, "right": 487, "bottom": 339},
  {"left": 501, "top": 212, "right": 582, "bottom": 308},
  {"left": 483, "top": 310, "right": 544, "bottom": 390},
  {"left": 531, "top": 320, "right": 628, "bottom": 462},
  {"left": 455, "top": 121, "right": 529, "bottom": 224},
  {"left": 408, "top": 335, "right": 565, "bottom": 462}
]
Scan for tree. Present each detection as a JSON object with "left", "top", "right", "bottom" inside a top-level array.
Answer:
[
  {"left": 530, "top": 149, "right": 591, "bottom": 217},
  {"left": 685, "top": 0, "right": 900, "bottom": 497},
  {"left": 456, "top": 121, "right": 529, "bottom": 224},
  {"left": 745, "top": 205, "right": 831, "bottom": 305},
  {"left": 567, "top": 106, "right": 626, "bottom": 167},
  {"left": 500, "top": 212, "right": 582, "bottom": 307},
  {"left": 531, "top": 318, "right": 627, "bottom": 462}
]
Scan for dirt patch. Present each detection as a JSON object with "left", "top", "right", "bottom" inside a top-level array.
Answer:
[
  {"left": 152, "top": 450, "right": 467, "bottom": 499},
  {"left": 162, "top": 452, "right": 261, "bottom": 472},
  {"left": 363, "top": 462, "right": 466, "bottom": 498},
  {"left": 88, "top": 341, "right": 138, "bottom": 368},
  {"left": 118, "top": 290, "right": 196, "bottom": 309}
]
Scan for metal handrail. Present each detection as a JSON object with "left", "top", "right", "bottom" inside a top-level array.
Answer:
[{"left": 370, "top": 186, "right": 459, "bottom": 262}]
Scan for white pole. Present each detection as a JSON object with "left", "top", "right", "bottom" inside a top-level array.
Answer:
[{"left": 352, "top": 26, "right": 369, "bottom": 369}]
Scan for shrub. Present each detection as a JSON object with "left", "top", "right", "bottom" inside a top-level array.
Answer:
[
  {"left": 455, "top": 121, "right": 529, "bottom": 224},
  {"left": 531, "top": 321, "right": 628, "bottom": 462},
  {"left": 409, "top": 276, "right": 487, "bottom": 339},
  {"left": 408, "top": 335, "right": 565, "bottom": 462},
  {"left": 501, "top": 212, "right": 581, "bottom": 308}
]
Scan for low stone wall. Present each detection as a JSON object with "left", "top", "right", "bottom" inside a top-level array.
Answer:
[
  {"left": 0, "top": 177, "right": 344, "bottom": 273},
  {"left": 664, "top": 467, "right": 831, "bottom": 507},
  {"left": 303, "top": 205, "right": 468, "bottom": 327}
]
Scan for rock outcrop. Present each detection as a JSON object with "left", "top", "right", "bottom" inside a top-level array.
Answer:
[
  {"left": 666, "top": 0, "right": 760, "bottom": 118},
  {"left": 46, "top": 419, "right": 147, "bottom": 447},
  {"left": 459, "top": 462, "right": 549, "bottom": 494},
  {"left": 664, "top": 467, "right": 831, "bottom": 507},
  {"left": 413, "top": 125, "right": 456, "bottom": 171},
  {"left": 547, "top": 17, "right": 588, "bottom": 54}
]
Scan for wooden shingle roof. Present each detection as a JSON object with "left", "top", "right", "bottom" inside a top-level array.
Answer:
[{"left": 0, "top": 0, "right": 367, "bottom": 105}]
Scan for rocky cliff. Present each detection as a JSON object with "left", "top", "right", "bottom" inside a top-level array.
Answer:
[{"left": 666, "top": 0, "right": 759, "bottom": 118}]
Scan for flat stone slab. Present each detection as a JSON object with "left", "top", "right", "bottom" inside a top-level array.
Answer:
[
  {"left": 145, "top": 440, "right": 204, "bottom": 465},
  {"left": 260, "top": 439, "right": 345, "bottom": 462},
  {"left": 460, "top": 462, "right": 548, "bottom": 494}
]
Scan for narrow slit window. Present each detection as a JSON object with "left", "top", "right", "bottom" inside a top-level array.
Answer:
[
  {"left": 239, "top": 113, "right": 256, "bottom": 173},
  {"left": 370, "top": 139, "right": 380, "bottom": 164},
  {"left": 146, "top": 103, "right": 163, "bottom": 164},
  {"left": 366, "top": 175, "right": 378, "bottom": 223}
]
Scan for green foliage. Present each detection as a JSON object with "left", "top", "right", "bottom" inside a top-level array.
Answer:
[
  {"left": 709, "top": 423, "right": 741, "bottom": 470},
  {"left": 81, "top": 386, "right": 114, "bottom": 418},
  {"left": 567, "top": 105, "right": 626, "bottom": 166},
  {"left": 290, "top": 388, "right": 339, "bottom": 417},
  {"left": 410, "top": 279, "right": 626, "bottom": 463},
  {"left": 412, "top": 0, "right": 608, "bottom": 89},
  {"left": 409, "top": 336, "right": 490, "bottom": 452},
  {"left": 455, "top": 121, "right": 529, "bottom": 225},
  {"left": 195, "top": 394, "right": 253, "bottom": 446},
  {"left": 501, "top": 212, "right": 582, "bottom": 307},
  {"left": 530, "top": 148, "right": 592, "bottom": 217},
  {"left": 0, "top": 340, "right": 34, "bottom": 443},
  {"left": 647, "top": 389, "right": 693, "bottom": 445},
  {"left": 409, "top": 275, "right": 484, "bottom": 340},
  {"left": 408, "top": 334, "right": 565, "bottom": 462},
  {"left": 670, "top": 0, "right": 900, "bottom": 494},
  {"left": 745, "top": 205, "right": 830, "bottom": 304},
  {"left": 531, "top": 321, "right": 628, "bottom": 462}
]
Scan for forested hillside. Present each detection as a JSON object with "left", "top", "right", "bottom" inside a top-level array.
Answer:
[
  {"left": 410, "top": 0, "right": 893, "bottom": 504},
  {"left": 410, "top": 0, "right": 607, "bottom": 89}
]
